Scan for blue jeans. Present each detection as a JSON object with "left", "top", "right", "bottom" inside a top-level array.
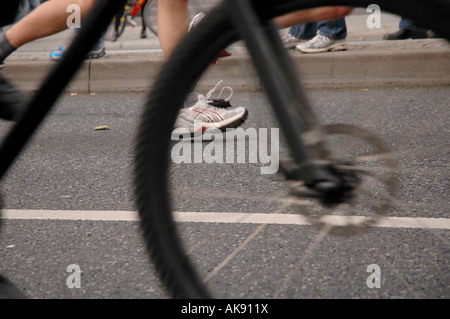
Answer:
[
  {"left": 288, "top": 18, "right": 347, "bottom": 40},
  {"left": 29, "top": 0, "right": 41, "bottom": 11},
  {"left": 399, "top": 18, "right": 414, "bottom": 31},
  {"left": 74, "top": 27, "right": 105, "bottom": 51}
]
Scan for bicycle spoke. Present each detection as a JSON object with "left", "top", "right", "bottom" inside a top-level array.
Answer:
[
  {"left": 333, "top": 163, "right": 398, "bottom": 177},
  {"left": 273, "top": 222, "right": 333, "bottom": 298},
  {"left": 201, "top": 202, "right": 290, "bottom": 284},
  {"left": 354, "top": 152, "right": 399, "bottom": 163}
]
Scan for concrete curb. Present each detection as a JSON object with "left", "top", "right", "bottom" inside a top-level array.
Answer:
[{"left": 3, "top": 39, "right": 450, "bottom": 93}]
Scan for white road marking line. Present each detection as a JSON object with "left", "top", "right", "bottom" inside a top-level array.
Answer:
[{"left": 1, "top": 209, "right": 449, "bottom": 230}]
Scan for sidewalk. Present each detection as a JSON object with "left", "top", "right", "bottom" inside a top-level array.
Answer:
[{"left": 2, "top": 11, "right": 450, "bottom": 93}]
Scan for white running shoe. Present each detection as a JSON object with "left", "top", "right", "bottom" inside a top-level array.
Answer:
[
  {"left": 296, "top": 34, "right": 348, "bottom": 53},
  {"left": 281, "top": 33, "right": 303, "bottom": 49},
  {"left": 175, "top": 81, "right": 248, "bottom": 135}
]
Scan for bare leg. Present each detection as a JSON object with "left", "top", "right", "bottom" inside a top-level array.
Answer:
[
  {"left": 157, "top": 0, "right": 189, "bottom": 59},
  {"left": 5, "top": 0, "right": 97, "bottom": 49}
]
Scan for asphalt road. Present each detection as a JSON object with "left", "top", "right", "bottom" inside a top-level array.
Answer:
[{"left": 0, "top": 86, "right": 448, "bottom": 299}]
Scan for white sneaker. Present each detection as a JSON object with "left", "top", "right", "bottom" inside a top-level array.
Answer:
[
  {"left": 175, "top": 82, "right": 248, "bottom": 135},
  {"left": 296, "top": 34, "right": 347, "bottom": 53},
  {"left": 281, "top": 33, "right": 303, "bottom": 49}
]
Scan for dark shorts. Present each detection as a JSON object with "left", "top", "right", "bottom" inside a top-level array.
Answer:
[{"left": 1, "top": 1, "right": 22, "bottom": 27}]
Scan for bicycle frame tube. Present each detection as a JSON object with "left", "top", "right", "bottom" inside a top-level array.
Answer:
[
  {"left": 131, "top": 0, "right": 147, "bottom": 17},
  {"left": 0, "top": 0, "right": 128, "bottom": 180},
  {"left": 225, "top": 0, "right": 341, "bottom": 187}
]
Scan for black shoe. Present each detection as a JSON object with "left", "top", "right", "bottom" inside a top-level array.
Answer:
[
  {"left": 111, "top": 31, "right": 119, "bottom": 42},
  {"left": 428, "top": 30, "right": 440, "bottom": 38},
  {"left": 383, "top": 28, "right": 428, "bottom": 40},
  {"left": 0, "top": 73, "right": 27, "bottom": 121},
  {"left": 383, "top": 29, "right": 410, "bottom": 40},
  {"left": 410, "top": 28, "right": 429, "bottom": 39}
]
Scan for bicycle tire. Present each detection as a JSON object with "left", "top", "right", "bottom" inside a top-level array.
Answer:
[
  {"left": 116, "top": 13, "right": 128, "bottom": 39},
  {"left": 134, "top": 0, "right": 450, "bottom": 299},
  {"left": 142, "top": 0, "right": 158, "bottom": 36}
]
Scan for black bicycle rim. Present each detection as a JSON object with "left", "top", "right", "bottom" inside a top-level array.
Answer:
[{"left": 143, "top": 0, "right": 158, "bottom": 36}]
